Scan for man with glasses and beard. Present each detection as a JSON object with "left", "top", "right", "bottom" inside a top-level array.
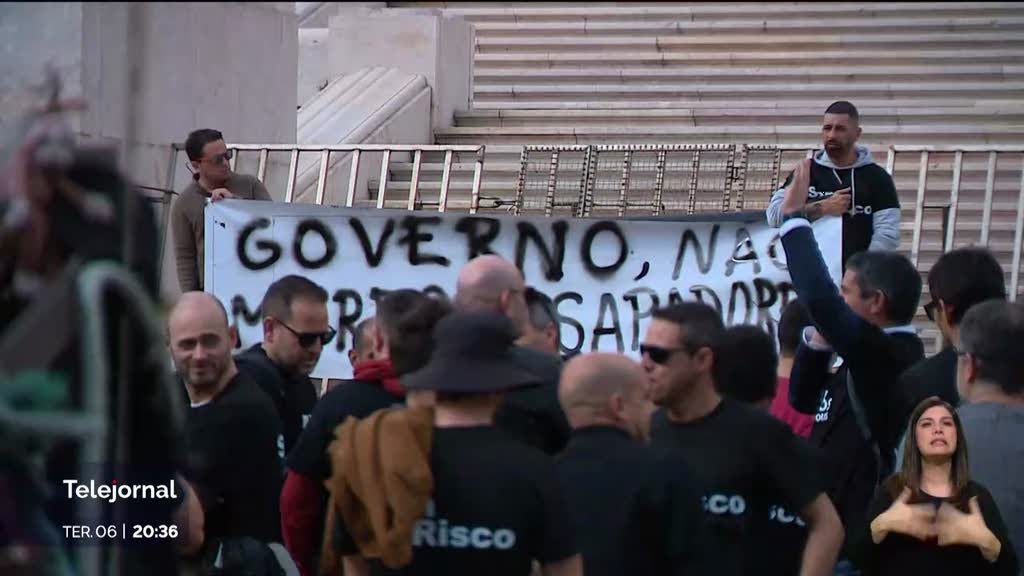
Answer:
[
  {"left": 237, "top": 275, "right": 336, "bottom": 460},
  {"left": 643, "top": 303, "right": 844, "bottom": 576},
  {"left": 171, "top": 128, "right": 271, "bottom": 292}
]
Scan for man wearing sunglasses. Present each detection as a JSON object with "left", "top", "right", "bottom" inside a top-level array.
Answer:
[
  {"left": 645, "top": 303, "right": 844, "bottom": 576},
  {"left": 897, "top": 247, "right": 1006, "bottom": 433},
  {"left": 171, "top": 128, "right": 271, "bottom": 292},
  {"left": 237, "top": 275, "right": 334, "bottom": 461}
]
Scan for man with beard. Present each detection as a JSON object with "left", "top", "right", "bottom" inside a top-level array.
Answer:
[
  {"left": 766, "top": 101, "right": 901, "bottom": 268},
  {"left": 168, "top": 292, "right": 283, "bottom": 557}
]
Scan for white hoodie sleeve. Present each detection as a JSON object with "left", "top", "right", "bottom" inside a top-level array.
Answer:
[
  {"left": 765, "top": 187, "right": 787, "bottom": 228},
  {"left": 869, "top": 207, "right": 902, "bottom": 251}
]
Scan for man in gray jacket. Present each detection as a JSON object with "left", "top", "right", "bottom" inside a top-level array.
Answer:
[{"left": 766, "top": 101, "right": 901, "bottom": 267}]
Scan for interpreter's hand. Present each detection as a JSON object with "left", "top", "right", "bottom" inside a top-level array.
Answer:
[
  {"left": 816, "top": 187, "right": 852, "bottom": 217},
  {"left": 209, "top": 187, "right": 234, "bottom": 202},
  {"left": 780, "top": 158, "right": 812, "bottom": 216},
  {"left": 872, "top": 488, "right": 937, "bottom": 544},
  {"left": 936, "top": 498, "right": 1001, "bottom": 562}
]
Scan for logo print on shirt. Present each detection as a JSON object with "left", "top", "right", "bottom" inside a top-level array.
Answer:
[
  {"left": 807, "top": 186, "right": 834, "bottom": 199},
  {"left": 702, "top": 494, "right": 747, "bottom": 516},
  {"left": 815, "top": 390, "right": 832, "bottom": 423},
  {"left": 770, "top": 505, "right": 806, "bottom": 527},
  {"left": 412, "top": 500, "right": 517, "bottom": 550}
]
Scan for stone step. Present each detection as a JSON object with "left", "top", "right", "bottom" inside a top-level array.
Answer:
[
  {"left": 473, "top": 64, "right": 1024, "bottom": 85},
  {"left": 472, "top": 16, "right": 1024, "bottom": 36},
  {"left": 471, "top": 81, "right": 1024, "bottom": 101},
  {"left": 392, "top": 3, "right": 1022, "bottom": 22},
  {"left": 474, "top": 32, "right": 1024, "bottom": 53},
  {"left": 433, "top": 124, "right": 1024, "bottom": 146},
  {"left": 474, "top": 48, "right": 1024, "bottom": 68},
  {"left": 455, "top": 107, "right": 1024, "bottom": 127},
  {"left": 468, "top": 98, "right": 1024, "bottom": 111}
]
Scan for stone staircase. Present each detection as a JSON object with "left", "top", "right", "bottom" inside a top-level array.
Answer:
[{"left": 365, "top": 2, "right": 1024, "bottom": 313}]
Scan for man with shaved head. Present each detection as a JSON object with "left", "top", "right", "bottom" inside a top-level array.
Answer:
[
  {"left": 454, "top": 255, "right": 571, "bottom": 454},
  {"left": 168, "top": 292, "right": 285, "bottom": 565},
  {"left": 555, "top": 353, "right": 705, "bottom": 576}
]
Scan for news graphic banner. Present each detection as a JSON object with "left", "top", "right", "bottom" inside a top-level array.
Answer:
[{"left": 205, "top": 200, "right": 841, "bottom": 379}]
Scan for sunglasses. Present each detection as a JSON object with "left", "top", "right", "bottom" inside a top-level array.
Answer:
[
  {"left": 639, "top": 344, "right": 690, "bottom": 365},
  {"left": 923, "top": 299, "right": 938, "bottom": 322},
  {"left": 202, "top": 150, "right": 233, "bottom": 165},
  {"left": 279, "top": 321, "right": 336, "bottom": 349}
]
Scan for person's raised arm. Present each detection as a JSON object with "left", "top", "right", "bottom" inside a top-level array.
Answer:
[{"left": 778, "top": 159, "right": 871, "bottom": 357}]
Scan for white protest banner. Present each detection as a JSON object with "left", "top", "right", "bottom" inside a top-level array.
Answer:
[{"left": 205, "top": 200, "right": 841, "bottom": 379}]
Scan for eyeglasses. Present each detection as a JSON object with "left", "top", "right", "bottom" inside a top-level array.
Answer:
[
  {"left": 639, "top": 344, "right": 690, "bottom": 365},
  {"left": 202, "top": 150, "right": 233, "bottom": 165},
  {"left": 924, "top": 299, "right": 938, "bottom": 322},
  {"left": 278, "top": 321, "right": 336, "bottom": 349}
]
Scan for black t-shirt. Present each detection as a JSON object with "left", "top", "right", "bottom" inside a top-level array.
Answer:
[
  {"left": 286, "top": 379, "right": 403, "bottom": 481},
  {"left": 851, "top": 481, "right": 1019, "bottom": 576},
  {"left": 758, "top": 440, "right": 827, "bottom": 576},
  {"left": 494, "top": 346, "right": 571, "bottom": 455},
  {"left": 337, "top": 426, "right": 578, "bottom": 575},
  {"left": 235, "top": 343, "right": 318, "bottom": 459},
  {"left": 555, "top": 426, "right": 704, "bottom": 576},
  {"left": 897, "top": 347, "right": 959, "bottom": 431},
  {"left": 650, "top": 399, "right": 823, "bottom": 576},
  {"left": 183, "top": 372, "right": 283, "bottom": 545},
  {"left": 780, "top": 159, "right": 899, "bottom": 267}
]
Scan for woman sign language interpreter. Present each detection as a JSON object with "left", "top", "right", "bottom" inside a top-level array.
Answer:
[{"left": 851, "top": 396, "right": 1018, "bottom": 575}]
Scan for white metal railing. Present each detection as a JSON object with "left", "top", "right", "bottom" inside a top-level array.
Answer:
[
  {"left": 887, "top": 145, "right": 1024, "bottom": 301},
  {"left": 167, "top": 143, "right": 486, "bottom": 212}
]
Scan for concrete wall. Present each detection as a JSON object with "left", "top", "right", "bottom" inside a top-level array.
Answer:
[
  {"left": 327, "top": 8, "right": 472, "bottom": 131},
  {"left": 0, "top": 2, "right": 299, "bottom": 302},
  {"left": 0, "top": 3, "right": 84, "bottom": 135}
]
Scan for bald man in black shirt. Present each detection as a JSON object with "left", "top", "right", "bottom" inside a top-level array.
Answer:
[{"left": 556, "top": 353, "right": 705, "bottom": 576}]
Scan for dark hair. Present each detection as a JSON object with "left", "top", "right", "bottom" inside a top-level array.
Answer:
[
  {"left": 846, "top": 251, "right": 922, "bottom": 325},
  {"left": 377, "top": 289, "right": 452, "bottom": 376},
  {"left": 352, "top": 317, "right": 376, "bottom": 355},
  {"left": 185, "top": 129, "right": 224, "bottom": 161},
  {"left": 825, "top": 101, "right": 859, "bottom": 122},
  {"left": 715, "top": 325, "right": 778, "bottom": 405},
  {"left": 959, "top": 299, "right": 1024, "bottom": 395},
  {"left": 260, "top": 275, "right": 328, "bottom": 322},
  {"left": 525, "top": 287, "right": 560, "bottom": 338},
  {"left": 928, "top": 247, "right": 1006, "bottom": 325},
  {"left": 777, "top": 299, "right": 812, "bottom": 356},
  {"left": 888, "top": 397, "right": 970, "bottom": 508},
  {"left": 185, "top": 128, "right": 224, "bottom": 181},
  {"left": 651, "top": 302, "right": 725, "bottom": 354}
]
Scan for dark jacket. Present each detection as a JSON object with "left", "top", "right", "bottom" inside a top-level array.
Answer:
[
  {"left": 494, "top": 346, "right": 571, "bottom": 455},
  {"left": 555, "top": 426, "right": 703, "bottom": 576},
  {"left": 236, "top": 344, "right": 318, "bottom": 459},
  {"left": 782, "top": 219, "right": 923, "bottom": 548}
]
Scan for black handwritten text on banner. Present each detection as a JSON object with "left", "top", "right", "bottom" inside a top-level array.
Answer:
[{"left": 205, "top": 201, "right": 841, "bottom": 378}]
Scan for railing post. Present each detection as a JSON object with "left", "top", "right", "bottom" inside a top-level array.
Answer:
[{"left": 910, "top": 151, "right": 929, "bottom": 268}]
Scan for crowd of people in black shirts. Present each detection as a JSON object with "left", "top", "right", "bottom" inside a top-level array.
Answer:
[
  {"left": 163, "top": 246, "right": 1023, "bottom": 576},
  {"left": 161, "top": 102, "right": 1020, "bottom": 576},
  {"left": 4, "top": 91, "right": 1023, "bottom": 576}
]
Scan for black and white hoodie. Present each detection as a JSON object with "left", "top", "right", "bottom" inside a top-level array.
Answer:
[{"left": 766, "top": 145, "right": 901, "bottom": 266}]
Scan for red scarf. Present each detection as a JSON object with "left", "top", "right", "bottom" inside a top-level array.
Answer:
[{"left": 353, "top": 359, "right": 404, "bottom": 398}]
